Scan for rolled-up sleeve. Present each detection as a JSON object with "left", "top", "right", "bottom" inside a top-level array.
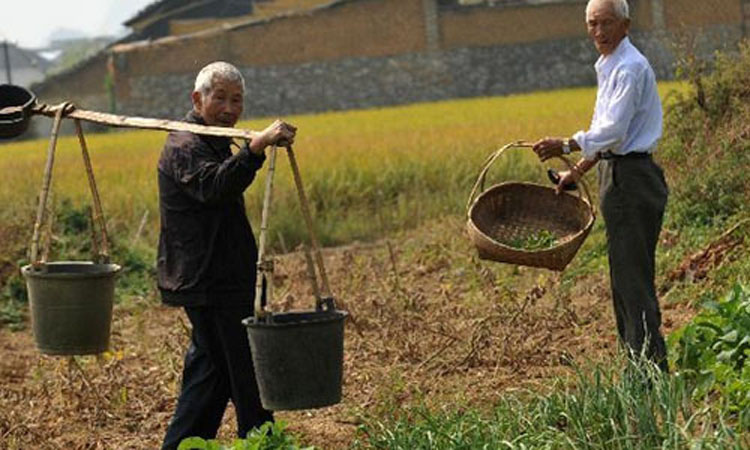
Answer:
[{"left": 574, "top": 70, "right": 640, "bottom": 160}]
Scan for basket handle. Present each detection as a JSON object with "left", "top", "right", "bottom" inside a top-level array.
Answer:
[{"left": 466, "top": 141, "right": 595, "bottom": 216}]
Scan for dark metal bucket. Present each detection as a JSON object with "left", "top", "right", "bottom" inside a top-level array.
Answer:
[
  {"left": 0, "top": 84, "right": 37, "bottom": 139},
  {"left": 22, "top": 261, "right": 120, "bottom": 355},
  {"left": 242, "top": 309, "right": 348, "bottom": 411}
]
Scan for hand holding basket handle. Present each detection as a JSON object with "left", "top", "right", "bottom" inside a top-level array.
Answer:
[
  {"left": 466, "top": 141, "right": 596, "bottom": 271},
  {"left": 532, "top": 137, "right": 590, "bottom": 194}
]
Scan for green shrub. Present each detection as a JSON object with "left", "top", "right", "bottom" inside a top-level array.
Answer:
[
  {"left": 0, "top": 298, "right": 25, "bottom": 331},
  {"left": 669, "top": 283, "right": 750, "bottom": 428},
  {"left": 661, "top": 42, "right": 750, "bottom": 229}
]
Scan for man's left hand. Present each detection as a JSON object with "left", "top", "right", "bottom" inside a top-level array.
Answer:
[{"left": 533, "top": 137, "right": 564, "bottom": 161}]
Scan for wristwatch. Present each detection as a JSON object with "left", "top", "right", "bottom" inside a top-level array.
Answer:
[{"left": 562, "top": 138, "right": 571, "bottom": 155}]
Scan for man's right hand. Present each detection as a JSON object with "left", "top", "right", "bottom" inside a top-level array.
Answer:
[
  {"left": 533, "top": 137, "right": 580, "bottom": 161},
  {"left": 249, "top": 119, "right": 297, "bottom": 154},
  {"left": 533, "top": 137, "right": 564, "bottom": 161}
]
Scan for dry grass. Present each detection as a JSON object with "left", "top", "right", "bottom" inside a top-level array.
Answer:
[
  {"left": 0, "top": 84, "right": 682, "bottom": 250},
  {"left": 0, "top": 217, "right": 698, "bottom": 449},
  {"left": 0, "top": 83, "right": 694, "bottom": 448}
]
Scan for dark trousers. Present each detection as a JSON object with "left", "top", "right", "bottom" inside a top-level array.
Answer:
[
  {"left": 598, "top": 156, "right": 669, "bottom": 371},
  {"left": 161, "top": 304, "right": 272, "bottom": 450}
]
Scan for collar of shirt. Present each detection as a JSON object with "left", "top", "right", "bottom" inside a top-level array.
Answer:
[
  {"left": 573, "top": 35, "right": 662, "bottom": 159},
  {"left": 185, "top": 110, "right": 233, "bottom": 155},
  {"left": 594, "top": 36, "right": 632, "bottom": 78}
]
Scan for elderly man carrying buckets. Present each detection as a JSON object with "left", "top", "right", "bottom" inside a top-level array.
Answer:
[
  {"left": 532, "top": 0, "right": 669, "bottom": 373},
  {"left": 157, "top": 61, "right": 297, "bottom": 449}
]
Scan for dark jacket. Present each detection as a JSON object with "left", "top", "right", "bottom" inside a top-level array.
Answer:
[{"left": 157, "top": 111, "right": 265, "bottom": 307}]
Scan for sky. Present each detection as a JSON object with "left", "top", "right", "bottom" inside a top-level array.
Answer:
[{"left": 0, "top": 0, "right": 156, "bottom": 49}]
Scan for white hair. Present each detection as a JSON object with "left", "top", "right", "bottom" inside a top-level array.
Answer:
[
  {"left": 194, "top": 61, "right": 245, "bottom": 95},
  {"left": 586, "top": 0, "right": 630, "bottom": 20}
]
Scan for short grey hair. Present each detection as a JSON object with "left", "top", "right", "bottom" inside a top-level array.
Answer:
[
  {"left": 586, "top": 0, "right": 630, "bottom": 20},
  {"left": 194, "top": 61, "right": 245, "bottom": 95}
]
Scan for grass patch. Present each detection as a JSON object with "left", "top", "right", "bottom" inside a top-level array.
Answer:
[
  {"left": 0, "top": 83, "right": 683, "bottom": 251},
  {"left": 355, "top": 357, "right": 743, "bottom": 449}
]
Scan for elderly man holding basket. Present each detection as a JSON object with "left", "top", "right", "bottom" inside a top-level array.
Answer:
[{"left": 533, "top": 0, "right": 669, "bottom": 372}]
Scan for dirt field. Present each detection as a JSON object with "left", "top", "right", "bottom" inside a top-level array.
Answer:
[{"left": 0, "top": 217, "right": 696, "bottom": 449}]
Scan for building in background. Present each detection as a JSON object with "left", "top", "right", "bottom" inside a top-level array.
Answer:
[
  {"left": 122, "top": 0, "right": 255, "bottom": 42},
  {"left": 31, "top": 0, "right": 750, "bottom": 124},
  {"left": 0, "top": 41, "right": 51, "bottom": 87}
]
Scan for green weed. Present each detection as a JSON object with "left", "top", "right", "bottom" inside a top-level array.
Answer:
[
  {"left": 661, "top": 42, "right": 750, "bottom": 230},
  {"left": 356, "top": 358, "right": 742, "bottom": 449},
  {"left": 670, "top": 283, "right": 750, "bottom": 428},
  {"left": 177, "top": 421, "right": 314, "bottom": 450}
]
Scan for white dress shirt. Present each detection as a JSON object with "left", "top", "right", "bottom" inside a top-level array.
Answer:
[{"left": 573, "top": 36, "right": 662, "bottom": 160}]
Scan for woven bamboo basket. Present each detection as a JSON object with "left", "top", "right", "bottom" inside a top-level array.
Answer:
[{"left": 466, "top": 142, "right": 595, "bottom": 271}]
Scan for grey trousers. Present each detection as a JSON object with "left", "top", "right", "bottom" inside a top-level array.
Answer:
[{"left": 598, "top": 155, "right": 669, "bottom": 371}]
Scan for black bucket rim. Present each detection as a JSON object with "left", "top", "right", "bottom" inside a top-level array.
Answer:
[
  {"left": 0, "top": 84, "right": 37, "bottom": 139},
  {"left": 0, "top": 84, "right": 36, "bottom": 115},
  {"left": 22, "top": 261, "right": 122, "bottom": 280},
  {"left": 243, "top": 309, "right": 348, "bottom": 329}
]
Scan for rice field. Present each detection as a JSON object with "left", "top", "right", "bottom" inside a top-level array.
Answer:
[{"left": 0, "top": 83, "right": 684, "bottom": 249}]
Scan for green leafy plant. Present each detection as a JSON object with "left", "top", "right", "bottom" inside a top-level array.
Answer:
[
  {"left": 506, "top": 229, "right": 558, "bottom": 251},
  {"left": 0, "top": 298, "right": 25, "bottom": 331},
  {"left": 177, "top": 421, "right": 314, "bottom": 450},
  {"left": 669, "top": 283, "right": 750, "bottom": 427}
]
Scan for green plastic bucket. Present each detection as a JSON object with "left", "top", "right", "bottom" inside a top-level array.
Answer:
[
  {"left": 243, "top": 309, "right": 348, "bottom": 411},
  {"left": 22, "top": 261, "right": 120, "bottom": 355}
]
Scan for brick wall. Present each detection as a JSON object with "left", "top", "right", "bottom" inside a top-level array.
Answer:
[
  {"left": 31, "top": 0, "right": 747, "bottom": 125},
  {"left": 440, "top": 1, "right": 588, "bottom": 48},
  {"left": 664, "top": 0, "right": 742, "bottom": 28}
]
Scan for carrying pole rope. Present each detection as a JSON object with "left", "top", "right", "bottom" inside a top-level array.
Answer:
[
  {"left": 255, "top": 145, "right": 278, "bottom": 318},
  {"left": 29, "top": 104, "right": 113, "bottom": 268},
  {"left": 30, "top": 103, "right": 69, "bottom": 268},
  {"left": 285, "top": 145, "right": 332, "bottom": 299},
  {"left": 74, "top": 119, "right": 111, "bottom": 262}
]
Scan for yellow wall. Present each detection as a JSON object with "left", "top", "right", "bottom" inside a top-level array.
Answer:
[
  {"left": 632, "top": 0, "right": 655, "bottom": 30},
  {"left": 37, "top": 0, "right": 748, "bottom": 110},
  {"left": 126, "top": 0, "right": 747, "bottom": 75},
  {"left": 440, "top": 2, "right": 587, "bottom": 49},
  {"left": 665, "top": 0, "right": 742, "bottom": 28},
  {"left": 229, "top": 0, "right": 425, "bottom": 66},
  {"left": 36, "top": 54, "right": 108, "bottom": 100},
  {"left": 124, "top": 32, "right": 233, "bottom": 77},
  {"left": 125, "top": 0, "right": 426, "bottom": 75}
]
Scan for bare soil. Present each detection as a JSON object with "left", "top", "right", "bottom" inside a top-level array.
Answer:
[{"left": 0, "top": 217, "right": 697, "bottom": 449}]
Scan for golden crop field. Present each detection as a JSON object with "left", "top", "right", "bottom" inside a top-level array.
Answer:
[{"left": 0, "top": 83, "right": 684, "bottom": 248}]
